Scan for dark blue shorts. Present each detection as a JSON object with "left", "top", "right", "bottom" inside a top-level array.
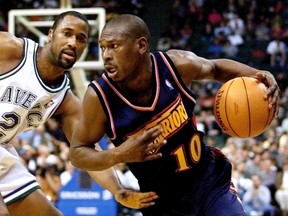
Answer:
[{"left": 141, "top": 147, "right": 247, "bottom": 216}]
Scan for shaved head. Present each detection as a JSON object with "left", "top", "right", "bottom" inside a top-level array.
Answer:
[{"left": 103, "top": 14, "right": 150, "bottom": 43}]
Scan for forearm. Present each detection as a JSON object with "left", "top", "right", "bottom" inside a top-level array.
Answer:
[
  {"left": 212, "top": 59, "right": 265, "bottom": 83},
  {"left": 70, "top": 146, "right": 120, "bottom": 171},
  {"left": 88, "top": 168, "right": 160, "bottom": 210},
  {"left": 87, "top": 168, "right": 123, "bottom": 196}
]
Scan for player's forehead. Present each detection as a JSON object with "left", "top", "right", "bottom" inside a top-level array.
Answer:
[
  {"left": 57, "top": 15, "right": 88, "bottom": 31},
  {"left": 56, "top": 15, "right": 89, "bottom": 37},
  {"left": 99, "top": 27, "right": 129, "bottom": 43},
  {"left": 58, "top": 15, "right": 79, "bottom": 26}
]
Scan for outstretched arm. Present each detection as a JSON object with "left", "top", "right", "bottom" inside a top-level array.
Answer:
[{"left": 167, "top": 49, "right": 281, "bottom": 113}]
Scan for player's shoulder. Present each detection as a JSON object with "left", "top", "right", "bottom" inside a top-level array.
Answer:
[
  {"left": 166, "top": 49, "right": 197, "bottom": 59},
  {"left": 165, "top": 49, "right": 199, "bottom": 67},
  {"left": 0, "top": 32, "right": 24, "bottom": 58},
  {"left": 165, "top": 49, "right": 200, "bottom": 70},
  {"left": 0, "top": 32, "right": 23, "bottom": 47}
]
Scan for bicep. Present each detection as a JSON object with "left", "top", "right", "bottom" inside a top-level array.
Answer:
[
  {"left": 72, "top": 86, "right": 107, "bottom": 148},
  {"left": 166, "top": 49, "right": 215, "bottom": 86}
]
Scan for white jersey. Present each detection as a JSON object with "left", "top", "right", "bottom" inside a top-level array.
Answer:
[{"left": 0, "top": 38, "right": 70, "bottom": 144}]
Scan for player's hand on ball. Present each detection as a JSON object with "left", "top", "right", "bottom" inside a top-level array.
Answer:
[
  {"left": 256, "top": 71, "right": 280, "bottom": 112},
  {"left": 114, "top": 189, "right": 159, "bottom": 209}
]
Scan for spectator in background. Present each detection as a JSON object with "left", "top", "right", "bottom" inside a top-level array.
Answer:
[
  {"left": 221, "top": 137, "right": 239, "bottom": 161},
  {"left": 242, "top": 174, "right": 276, "bottom": 216},
  {"left": 60, "top": 160, "right": 75, "bottom": 186},
  {"left": 222, "top": 39, "right": 239, "bottom": 59},
  {"left": 245, "top": 20, "right": 255, "bottom": 39},
  {"left": 19, "top": 143, "right": 37, "bottom": 175},
  {"left": 45, "top": 118, "right": 69, "bottom": 144},
  {"left": 36, "top": 154, "right": 62, "bottom": 207},
  {"left": 201, "top": 110, "right": 222, "bottom": 137},
  {"left": 259, "top": 156, "right": 278, "bottom": 207},
  {"left": 30, "top": 124, "right": 54, "bottom": 149},
  {"left": 207, "top": 36, "right": 224, "bottom": 58},
  {"left": 201, "top": 22, "right": 214, "bottom": 43},
  {"left": 0, "top": 11, "right": 7, "bottom": 31},
  {"left": 214, "top": 19, "right": 231, "bottom": 38},
  {"left": 245, "top": 153, "right": 262, "bottom": 178},
  {"left": 156, "top": 35, "right": 172, "bottom": 51},
  {"left": 275, "top": 159, "right": 288, "bottom": 216},
  {"left": 255, "top": 20, "right": 271, "bottom": 41},
  {"left": 232, "top": 161, "right": 253, "bottom": 199},
  {"left": 266, "top": 35, "right": 287, "bottom": 78},
  {"left": 57, "top": 141, "right": 70, "bottom": 162},
  {"left": 282, "top": 117, "right": 288, "bottom": 133},
  {"left": 227, "top": 12, "right": 245, "bottom": 36},
  {"left": 207, "top": 7, "right": 222, "bottom": 26},
  {"left": 278, "top": 132, "right": 288, "bottom": 165},
  {"left": 36, "top": 144, "right": 52, "bottom": 168},
  {"left": 228, "top": 30, "right": 244, "bottom": 47},
  {"left": 270, "top": 16, "right": 285, "bottom": 40}
]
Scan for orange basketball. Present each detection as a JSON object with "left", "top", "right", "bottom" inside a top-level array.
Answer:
[{"left": 213, "top": 77, "right": 275, "bottom": 138}]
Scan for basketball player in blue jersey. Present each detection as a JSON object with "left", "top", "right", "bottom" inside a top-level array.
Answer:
[
  {"left": 70, "top": 14, "right": 281, "bottom": 216},
  {"left": 0, "top": 11, "right": 160, "bottom": 216}
]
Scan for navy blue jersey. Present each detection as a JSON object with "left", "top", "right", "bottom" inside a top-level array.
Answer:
[
  {"left": 91, "top": 51, "right": 208, "bottom": 188},
  {"left": 90, "top": 51, "right": 246, "bottom": 215}
]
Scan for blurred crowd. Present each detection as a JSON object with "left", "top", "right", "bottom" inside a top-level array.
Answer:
[
  {"left": 1, "top": 0, "right": 288, "bottom": 216},
  {"left": 161, "top": 1, "right": 288, "bottom": 215}
]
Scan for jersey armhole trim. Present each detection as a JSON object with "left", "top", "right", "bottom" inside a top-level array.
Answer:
[
  {"left": 159, "top": 52, "right": 196, "bottom": 103},
  {"left": 91, "top": 81, "right": 117, "bottom": 140}
]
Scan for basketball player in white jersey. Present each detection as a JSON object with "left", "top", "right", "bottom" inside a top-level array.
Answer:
[{"left": 0, "top": 11, "right": 162, "bottom": 216}]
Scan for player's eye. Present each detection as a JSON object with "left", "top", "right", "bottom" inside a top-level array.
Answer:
[
  {"left": 100, "top": 46, "right": 105, "bottom": 52},
  {"left": 77, "top": 36, "right": 87, "bottom": 43},
  {"left": 111, "top": 44, "right": 118, "bottom": 49},
  {"left": 63, "top": 31, "right": 71, "bottom": 37}
]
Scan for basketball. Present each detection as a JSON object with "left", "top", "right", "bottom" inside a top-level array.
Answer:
[{"left": 213, "top": 77, "right": 275, "bottom": 138}]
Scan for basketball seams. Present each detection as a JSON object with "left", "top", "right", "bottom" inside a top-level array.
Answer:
[
  {"left": 225, "top": 79, "right": 238, "bottom": 137},
  {"left": 242, "top": 77, "right": 251, "bottom": 137},
  {"left": 214, "top": 76, "right": 272, "bottom": 138}
]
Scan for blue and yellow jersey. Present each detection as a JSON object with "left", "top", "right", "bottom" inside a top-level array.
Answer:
[{"left": 90, "top": 51, "right": 210, "bottom": 193}]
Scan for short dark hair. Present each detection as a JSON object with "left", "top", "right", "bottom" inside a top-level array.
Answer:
[
  {"left": 52, "top": 10, "right": 90, "bottom": 33},
  {"left": 104, "top": 14, "right": 150, "bottom": 43}
]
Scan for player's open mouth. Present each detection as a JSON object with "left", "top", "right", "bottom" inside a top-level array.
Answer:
[{"left": 105, "top": 66, "right": 117, "bottom": 78}]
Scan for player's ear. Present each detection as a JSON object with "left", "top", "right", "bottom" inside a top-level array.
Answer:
[
  {"left": 137, "top": 37, "right": 148, "bottom": 54},
  {"left": 47, "top": 29, "right": 53, "bottom": 42}
]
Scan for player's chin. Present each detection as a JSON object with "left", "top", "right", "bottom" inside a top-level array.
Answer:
[{"left": 61, "top": 61, "right": 75, "bottom": 70}]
